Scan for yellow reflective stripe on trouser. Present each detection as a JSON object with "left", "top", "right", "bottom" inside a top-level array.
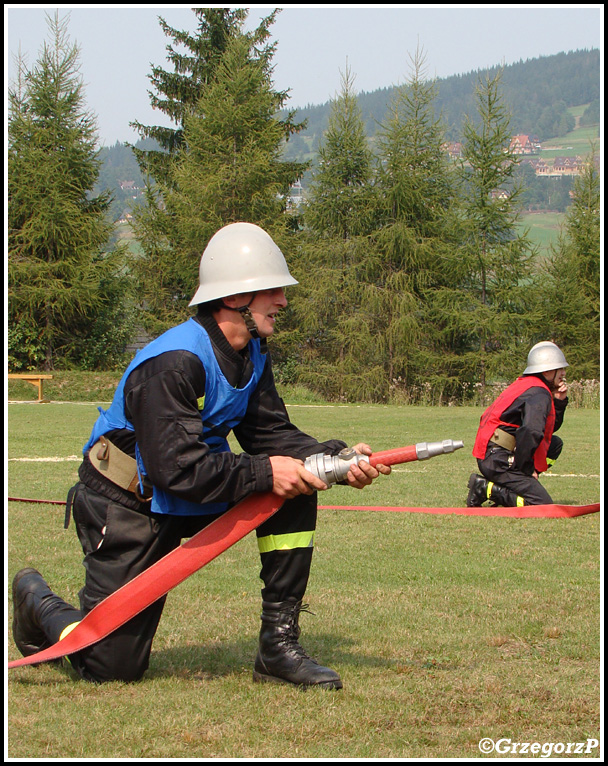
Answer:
[
  {"left": 59, "top": 622, "right": 80, "bottom": 641},
  {"left": 257, "top": 531, "right": 315, "bottom": 554},
  {"left": 58, "top": 622, "right": 80, "bottom": 668},
  {"left": 488, "top": 481, "right": 525, "bottom": 507}
]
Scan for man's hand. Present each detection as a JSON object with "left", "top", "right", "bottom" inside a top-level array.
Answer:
[
  {"left": 554, "top": 377, "right": 568, "bottom": 400},
  {"left": 269, "top": 455, "right": 328, "bottom": 499},
  {"left": 346, "top": 443, "right": 392, "bottom": 489}
]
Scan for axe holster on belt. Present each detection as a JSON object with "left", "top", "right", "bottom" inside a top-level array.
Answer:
[
  {"left": 88, "top": 436, "right": 152, "bottom": 500},
  {"left": 489, "top": 428, "right": 516, "bottom": 452}
]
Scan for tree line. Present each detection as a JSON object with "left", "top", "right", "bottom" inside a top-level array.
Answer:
[
  {"left": 8, "top": 9, "right": 600, "bottom": 404},
  {"left": 96, "top": 48, "right": 598, "bottom": 221},
  {"left": 283, "top": 48, "right": 600, "bottom": 151}
]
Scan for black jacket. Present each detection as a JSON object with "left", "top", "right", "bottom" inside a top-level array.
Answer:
[
  {"left": 495, "top": 373, "right": 568, "bottom": 475},
  {"left": 79, "top": 312, "right": 346, "bottom": 510}
]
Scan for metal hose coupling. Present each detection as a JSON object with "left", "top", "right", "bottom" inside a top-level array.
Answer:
[
  {"left": 415, "top": 439, "right": 465, "bottom": 460},
  {"left": 303, "top": 439, "right": 464, "bottom": 487}
]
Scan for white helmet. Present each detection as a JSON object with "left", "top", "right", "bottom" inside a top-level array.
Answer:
[
  {"left": 523, "top": 341, "right": 569, "bottom": 375},
  {"left": 189, "top": 222, "right": 298, "bottom": 307}
]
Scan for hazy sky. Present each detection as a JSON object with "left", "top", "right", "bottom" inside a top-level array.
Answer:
[{"left": 5, "top": 4, "right": 603, "bottom": 146}]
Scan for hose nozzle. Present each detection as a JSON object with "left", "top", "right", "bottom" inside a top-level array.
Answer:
[
  {"left": 303, "top": 439, "right": 464, "bottom": 487},
  {"left": 415, "top": 439, "right": 464, "bottom": 460}
]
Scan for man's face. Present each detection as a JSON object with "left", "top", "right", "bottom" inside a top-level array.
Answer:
[
  {"left": 543, "top": 367, "right": 567, "bottom": 391},
  {"left": 247, "top": 288, "right": 288, "bottom": 338}
]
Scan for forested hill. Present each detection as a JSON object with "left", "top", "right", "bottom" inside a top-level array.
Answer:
[
  {"left": 284, "top": 48, "right": 600, "bottom": 146},
  {"left": 97, "top": 48, "right": 599, "bottom": 220}
]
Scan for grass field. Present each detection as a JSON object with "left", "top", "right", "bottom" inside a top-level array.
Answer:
[
  {"left": 539, "top": 111, "right": 600, "bottom": 160},
  {"left": 517, "top": 211, "right": 564, "bottom": 259},
  {"left": 6, "top": 401, "right": 601, "bottom": 759}
]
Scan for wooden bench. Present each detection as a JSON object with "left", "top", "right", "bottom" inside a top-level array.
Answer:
[{"left": 8, "top": 373, "right": 54, "bottom": 403}]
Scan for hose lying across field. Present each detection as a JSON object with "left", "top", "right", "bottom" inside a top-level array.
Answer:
[
  {"left": 7, "top": 495, "right": 600, "bottom": 518},
  {"left": 7, "top": 440, "right": 600, "bottom": 670}
]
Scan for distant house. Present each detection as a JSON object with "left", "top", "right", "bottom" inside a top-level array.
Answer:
[
  {"left": 286, "top": 180, "right": 305, "bottom": 209},
  {"left": 552, "top": 156, "right": 582, "bottom": 175},
  {"left": 519, "top": 157, "right": 541, "bottom": 171},
  {"left": 520, "top": 155, "right": 582, "bottom": 177},
  {"left": 441, "top": 141, "right": 463, "bottom": 160},
  {"left": 533, "top": 158, "right": 551, "bottom": 176},
  {"left": 509, "top": 135, "right": 537, "bottom": 155}
]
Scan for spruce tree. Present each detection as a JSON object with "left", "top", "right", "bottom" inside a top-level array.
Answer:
[
  {"left": 305, "top": 66, "right": 375, "bottom": 240},
  {"left": 288, "top": 67, "right": 383, "bottom": 401},
  {"left": 130, "top": 8, "right": 249, "bottom": 184},
  {"left": 539, "top": 149, "right": 600, "bottom": 377},
  {"left": 368, "top": 48, "right": 457, "bottom": 400},
  {"left": 8, "top": 12, "right": 130, "bottom": 371},
  {"left": 130, "top": 8, "right": 308, "bottom": 333},
  {"left": 457, "top": 70, "right": 537, "bottom": 390}
]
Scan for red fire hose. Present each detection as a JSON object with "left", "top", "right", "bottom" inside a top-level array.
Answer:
[
  {"left": 7, "top": 440, "right": 598, "bottom": 670},
  {"left": 8, "top": 489, "right": 285, "bottom": 669}
]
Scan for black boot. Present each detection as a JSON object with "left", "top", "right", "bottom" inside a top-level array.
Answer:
[
  {"left": 466, "top": 473, "right": 523, "bottom": 507},
  {"left": 12, "top": 568, "right": 80, "bottom": 661},
  {"left": 466, "top": 474, "right": 489, "bottom": 506},
  {"left": 253, "top": 600, "right": 342, "bottom": 689}
]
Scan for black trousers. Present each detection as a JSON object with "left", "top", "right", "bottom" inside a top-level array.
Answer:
[
  {"left": 477, "top": 435, "right": 563, "bottom": 505},
  {"left": 52, "top": 483, "right": 317, "bottom": 683}
]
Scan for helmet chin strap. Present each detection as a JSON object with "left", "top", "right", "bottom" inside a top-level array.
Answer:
[
  {"left": 220, "top": 295, "right": 267, "bottom": 352},
  {"left": 235, "top": 305, "right": 260, "bottom": 340},
  {"left": 220, "top": 296, "right": 261, "bottom": 340}
]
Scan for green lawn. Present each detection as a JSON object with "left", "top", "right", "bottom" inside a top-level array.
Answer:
[
  {"left": 517, "top": 210, "right": 564, "bottom": 259},
  {"left": 7, "top": 402, "right": 601, "bottom": 759},
  {"left": 540, "top": 122, "right": 600, "bottom": 159}
]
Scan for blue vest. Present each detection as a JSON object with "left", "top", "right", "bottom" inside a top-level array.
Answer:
[{"left": 83, "top": 318, "right": 267, "bottom": 515}]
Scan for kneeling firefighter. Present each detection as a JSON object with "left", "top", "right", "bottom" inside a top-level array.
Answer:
[
  {"left": 467, "top": 341, "right": 569, "bottom": 507},
  {"left": 12, "top": 222, "right": 390, "bottom": 688}
]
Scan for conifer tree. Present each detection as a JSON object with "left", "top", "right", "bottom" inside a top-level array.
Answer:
[
  {"left": 539, "top": 149, "right": 600, "bottom": 377},
  {"left": 288, "top": 67, "right": 383, "bottom": 401},
  {"left": 130, "top": 8, "right": 307, "bottom": 333},
  {"left": 130, "top": 8, "right": 249, "bottom": 184},
  {"left": 8, "top": 12, "right": 130, "bottom": 371},
  {"left": 457, "top": 70, "right": 537, "bottom": 389},
  {"left": 367, "top": 48, "right": 457, "bottom": 399},
  {"left": 305, "top": 66, "right": 375, "bottom": 240}
]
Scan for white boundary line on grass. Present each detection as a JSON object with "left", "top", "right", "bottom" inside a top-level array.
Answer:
[
  {"left": 8, "top": 456, "right": 82, "bottom": 462},
  {"left": 8, "top": 400, "right": 112, "bottom": 405},
  {"left": 6, "top": 456, "right": 600, "bottom": 478}
]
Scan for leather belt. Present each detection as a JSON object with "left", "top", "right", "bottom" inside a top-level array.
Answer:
[
  {"left": 489, "top": 428, "right": 516, "bottom": 452},
  {"left": 88, "top": 436, "right": 152, "bottom": 501}
]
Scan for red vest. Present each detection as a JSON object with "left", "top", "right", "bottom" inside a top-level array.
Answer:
[{"left": 473, "top": 376, "right": 555, "bottom": 473}]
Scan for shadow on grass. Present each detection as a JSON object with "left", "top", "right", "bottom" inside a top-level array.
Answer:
[
  {"left": 146, "top": 633, "right": 399, "bottom": 680},
  {"left": 9, "top": 634, "right": 457, "bottom": 686}
]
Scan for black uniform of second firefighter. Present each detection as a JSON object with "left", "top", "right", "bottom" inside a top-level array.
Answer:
[
  {"left": 11, "top": 222, "right": 390, "bottom": 689},
  {"left": 467, "top": 341, "right": 569, "bottom": 507}
]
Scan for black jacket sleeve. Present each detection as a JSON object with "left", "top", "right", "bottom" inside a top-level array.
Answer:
[
  {"left": 501, "top": 382, "right": 567, "bottom": 475},
  {"left": 553, "top": 395, "right": 568, "bottom": 432},
  {"left": 233, "top": 359, "right": 347, "bottom": 460},
  {"left": 122, "top": 345, "right": 346, "bottom": 507},
  {"left": 123, "top": 349, "right": 274, "bottom": 506}
]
